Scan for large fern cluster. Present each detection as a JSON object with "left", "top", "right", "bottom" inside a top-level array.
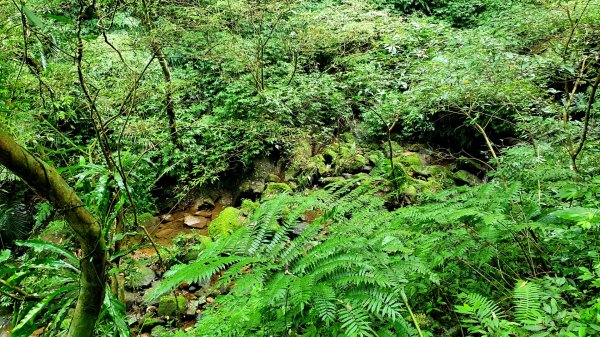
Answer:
[
  {"left": 149, "top": 176, "right": 435, "bottom": 336},
  {"left": 150, "top": 148, "right": 600, "bottom": 336}
]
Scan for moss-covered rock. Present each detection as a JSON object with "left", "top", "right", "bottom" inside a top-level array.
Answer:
[
  {"left": 140, "top": 316, "right": 165, "bottom": 332},
  {"left": 139, "top": 212, "right": 159, "bottom": 228},
  {"left": 157, "top": 295, "right": 187, "bottom": 317},
  {"left": 382, "top": 141, "right": 403, "bottom": 158},
  {"left": 410, "top": 164, "right": 431, "bottom": 177},
  {"left": 208, "top": 207, "right": 243, "bottom": 238},
  {"left": 320, "top": 176, "right": 346, "bottom": 185},
  {"left": 452, "top": 170, "right": 482, "bottom": 186},
  {"left": 323, "top": 137, "right": 369, "bottom": 174},
  {"left": 403, "top": 184, "right": 417, "bottom": 198},
  {"left": 422, "top": 179, "right": 444, "bottom": 193},
  {"left": 241, "top": 199, "right": 259, "bottom": 215},
  {"left": 311, "top": 154, "right": 331, "bottom": 176},
  {"left": 239, "top": 179, "right": 266, "bottom": 195},
  {"left": 284, "top": 138, "right": 314, "bottom": 181},
  {"left": 339, "top": 153, "right": 369, "bottom": 173},
  {"left": 367, "top": 150, "right": 385, "bottom": 166},
  {"left": 267, "top": 174, "right": 280, "bottom": 182},
  {"left": 398, "top": 152, "right": 423, "bottom": 167},
  {"left": 263, "top": 183, "right": 292, "bottom": 198},
  {"left": 427, "top": 165, "right": 451, "bottom": 178}
]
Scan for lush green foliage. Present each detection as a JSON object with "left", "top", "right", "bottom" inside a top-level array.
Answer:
[
  {"left": 0, "top": 0, "right": 599, "bottom": 335},
  {"left": 149, "top": 144, "right": 600, "bottom": 336}
]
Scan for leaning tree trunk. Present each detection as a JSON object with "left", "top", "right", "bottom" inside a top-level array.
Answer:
[{"left": 0, "top": 130, "right": 107, "bottom": 337}]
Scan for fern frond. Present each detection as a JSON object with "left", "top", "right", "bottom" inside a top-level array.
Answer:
[
  {"left": 347, "top": 287, "right": 404, "bottom": 321},
  {"left": 338, "top": 305, "right": 375, "bottom": 337},
  {"left": 456, "top": 292, "right": 505, "bottom": 322},
  {"left": 513, "top": 280, "right": 543, "bottom": 323},
  {"left": 312, "top": 284, "right": 337, "bottom": 325},
  {"left": 146, "top": 256, "right": 253, "bottom": 302},
  {"left": 289, "top": 274, "right": 314, "bottom": 311}
]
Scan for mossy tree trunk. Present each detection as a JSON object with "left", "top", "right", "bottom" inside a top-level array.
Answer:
[{"left": 0, "top": 130, "right": 107, "bottom": 337}]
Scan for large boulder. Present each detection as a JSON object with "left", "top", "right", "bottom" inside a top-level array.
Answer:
[{"left": 126, "top": 266, "right": 156, "bottom": 289}]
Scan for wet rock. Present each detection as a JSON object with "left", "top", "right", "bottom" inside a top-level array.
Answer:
[
  {"left": 196, "top": 296, "right": 207, "bottom": 306},
  {"left": 126, "top": 266, "right": 156, "bottom": 289},
  {"left": 158, "top": 295, "right": 187, "bottom": 317},
  {"left": 239, "top": 179, "right": 266, "bottom": 195},
  {"left": 254, "top": 158, "right": 279, "bottom": 177},
  {"left": 184, "top": 215, "right": 210, "bottom": 229},
  {"left": 192, "top": 196, "right": 215, "bottom": 211},
  {"left": 125, "top": 291, "right": 138, "bottom": 309},
  {"left": 320, "top": 176, "right": 346, "bottom": 185},
  {"left": 160, "top": 213, "right": 175, "bottom": 222},
  {"left": 208, "top": 207, "right": 243, "bottom": 238},
  {"left": 292, "top": 222, "right": 309, "bottom": 236},
  {"left": 212, "top": 203, "right": 224, "bottom": 219},
  {"left": 186, "top": 300, "right": 199, "bottom": 315},
  {"left": 154, "top": 228, "right": 176, "bottom": 239},
  {"left": 217, "top": 192, "right": 233, "bottom": 207},
  {"left": 452, "top": 170, "right": 482, "bottom": 186},
  {"left": 189, "top": 285, "right": 197, "bottom": 292},
  {"left": 194, "top": 210, "right": 212, "bottom": 217}
]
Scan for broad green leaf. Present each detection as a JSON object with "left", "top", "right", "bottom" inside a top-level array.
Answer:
[
  {"left": 12, "top": 284, "right": 77, "bottom": 334},
  {"left": 104, "top": 291, "right": 131, "bottom": 337},
  {"left": 16, "top": 239, "right": 78, "bottom": 265},
  {"left": 0, "top": 249, "right": 10, "bottom": 263},
  {"left": 43, "top": 13, "right": 72, "bottom": 23},
  {"left": 22, "top": 5, "right": 45, "bottom": 29}
]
